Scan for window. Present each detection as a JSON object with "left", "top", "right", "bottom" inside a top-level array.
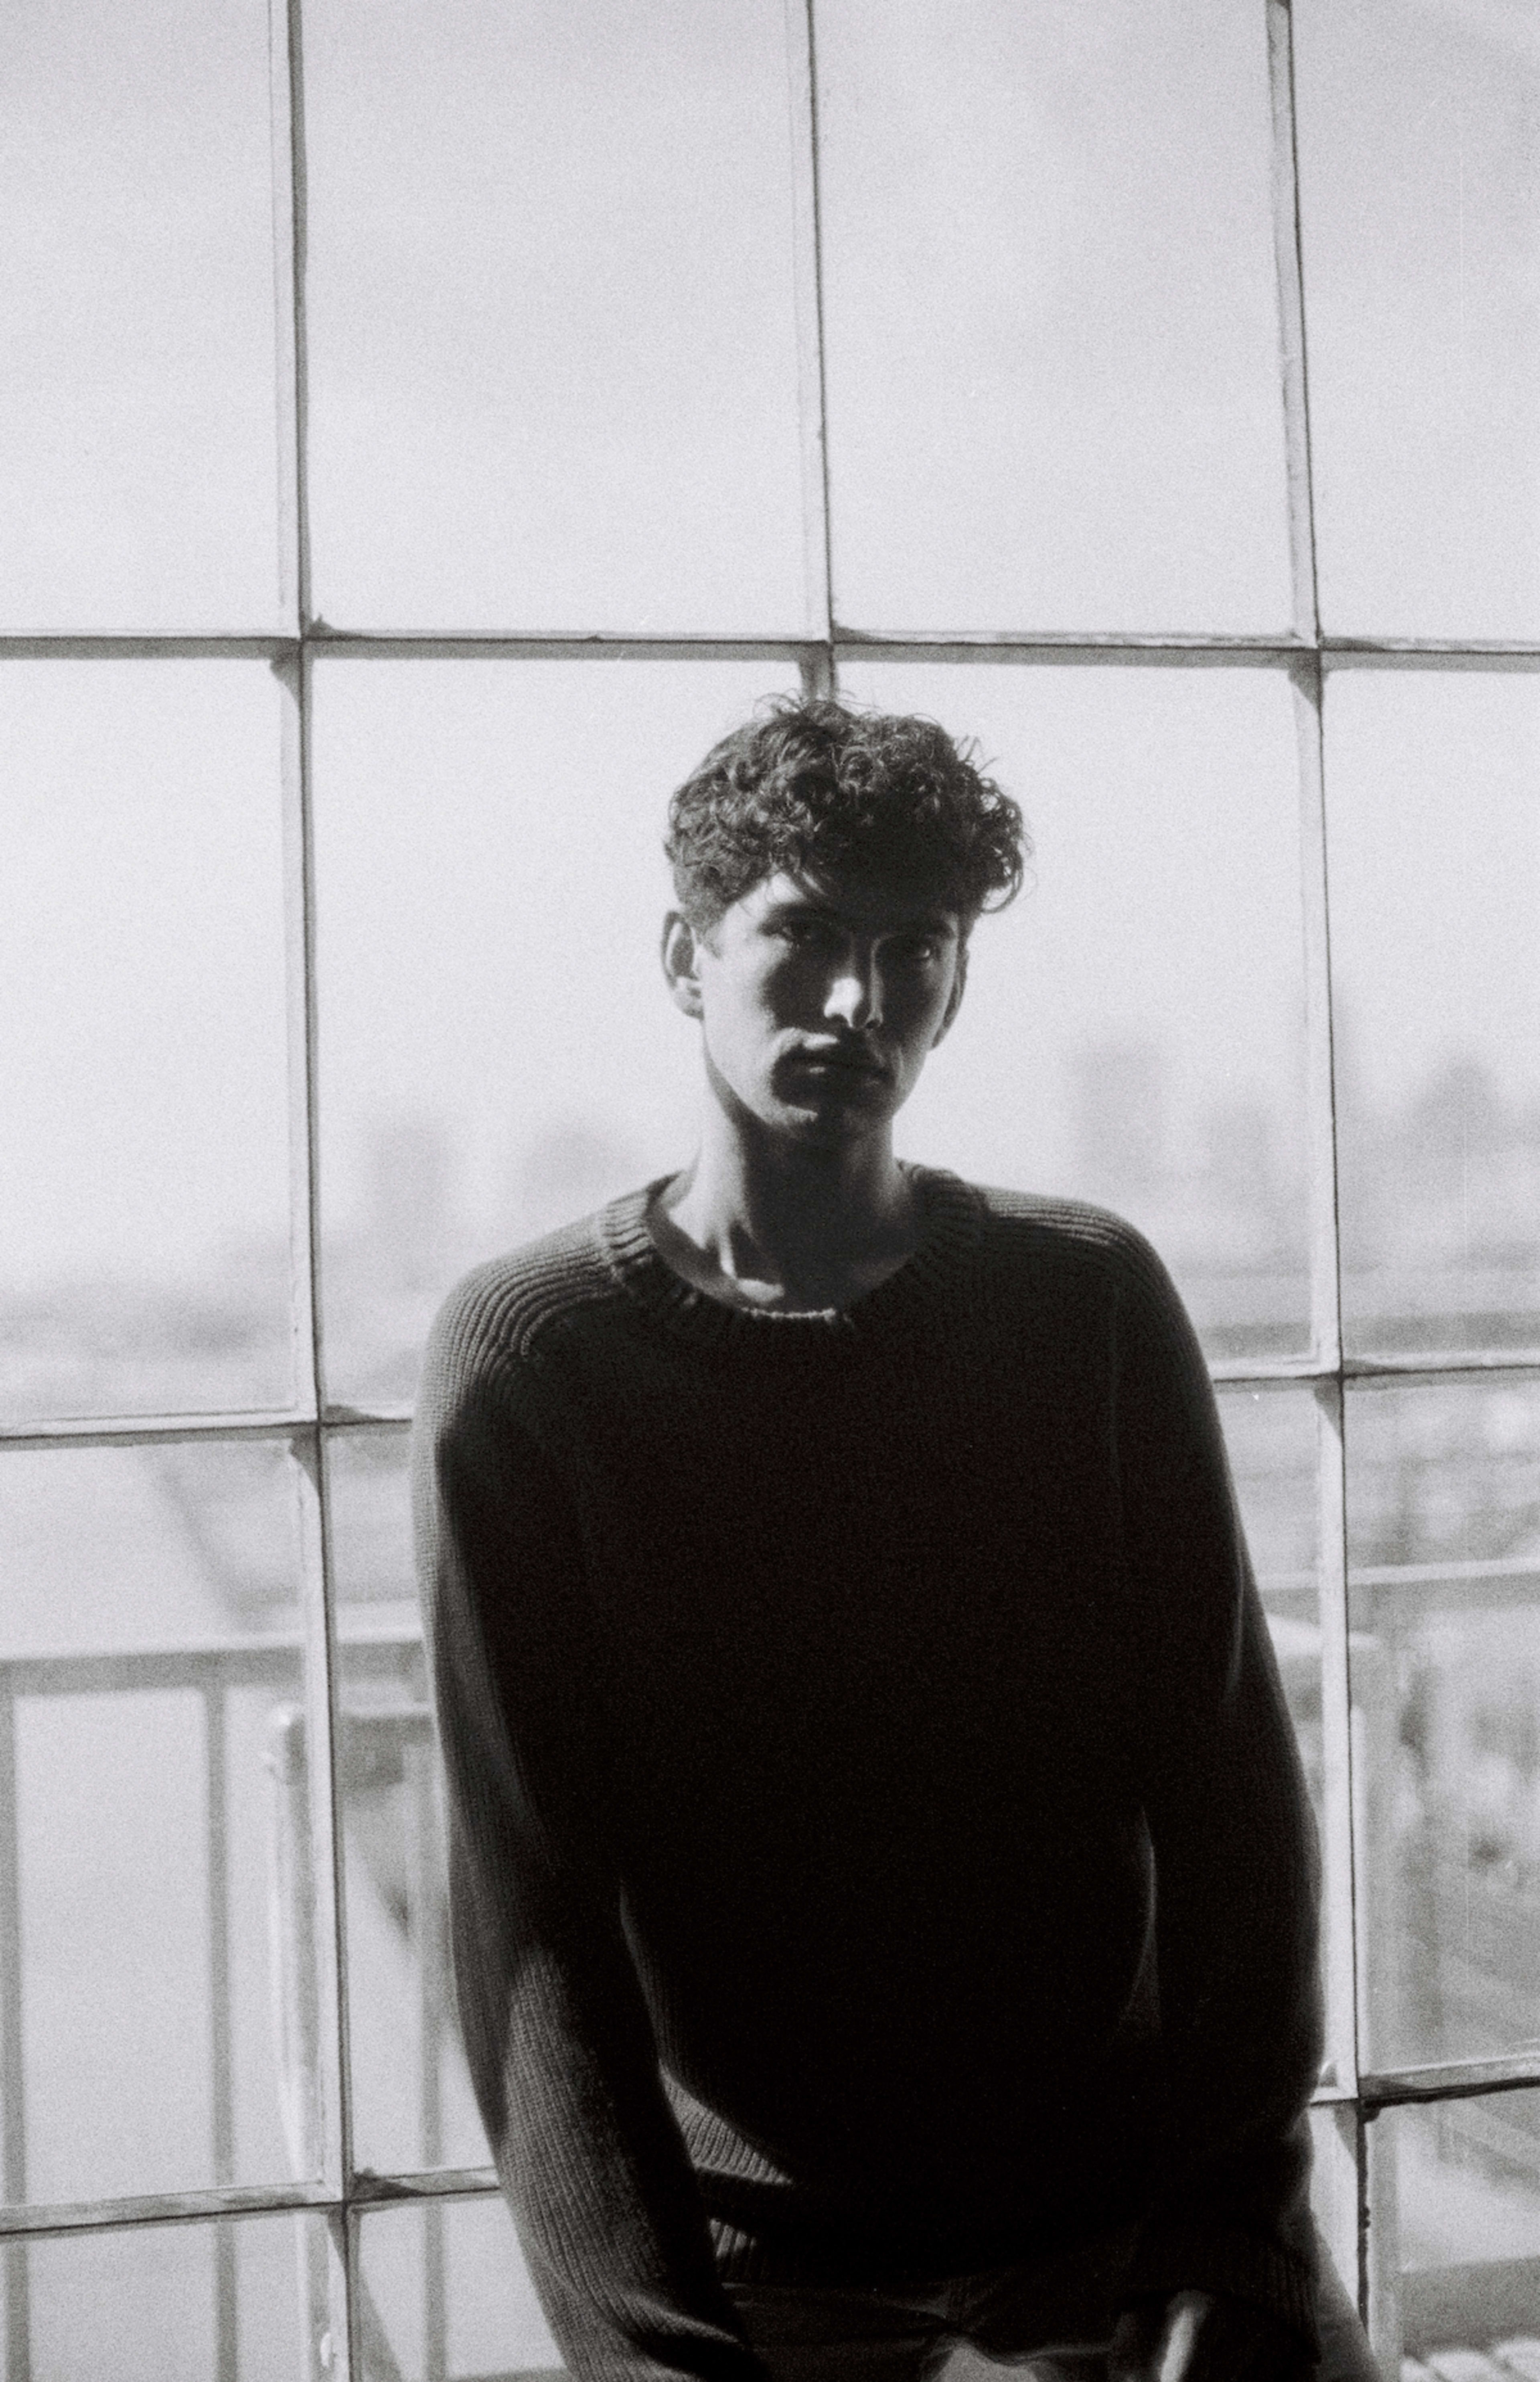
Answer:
[{"left": 4, "top": 1, "right": 1538, "bottom": 2372}]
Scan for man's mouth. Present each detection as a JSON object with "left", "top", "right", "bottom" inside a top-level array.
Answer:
[{"left": 789, "top": 1045, "right": 887, "bottom": 1079}]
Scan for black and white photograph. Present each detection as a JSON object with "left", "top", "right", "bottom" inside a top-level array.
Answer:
[{"left": 3, "top": 4, "right": 1538, "bottom": 2379}]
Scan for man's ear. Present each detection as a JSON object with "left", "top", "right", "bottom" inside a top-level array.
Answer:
[
  {"left": 661, "top": 910, "right": 706, "bottom": 1020},
  {"left": 932, "top": 939, "right": 969, "bottom": 1046}
]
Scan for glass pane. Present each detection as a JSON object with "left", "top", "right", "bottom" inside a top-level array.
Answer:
[
  {"left": 1348, "top": 1381, "right": 1540, "bottom": 2072},
  {"left": 1308, "top": 2104, "right": 1361, "bottom": 2332},
  {"left": 305, "top": 1, "right": 809, "bottom": 634},
  {"left": 313, "top": 657, "right": 801, "bottom": 1406},
  {"left": 1224, "top": 1384, "right": 1321, "bottom": 1806},
  {"left": 1296, "top": 0, "right": 1540, "bottom": 641},
  {"left": 358, "top": 2196, "right": 559, "bottom": 2382},
  {"left": 1375, "top": 2091, "right": 1540, "bottom": 2367},
  {"left": 1221, "top": 1386, "right": 1346, "bottom": 2074},
  {"left": 816, "top": 0, "right": 1292, "bottom": 635},
  {"left": 0, "top": 661, "right": 294, "bottom": 1423},
  {"left": 330, "top": 1426, "right": 487, "bottom": 2177},
  {"left": 0, "top": 0, "right": 286, "bottom": 632},
  {"left": 16, "top": 2212, "right": 338, "bottom": 2382},
  {"left": 0, "top": 1441, "right": 327, "bottom": 2202},
  {"left": 839, "top": 661, "right": 1313, "bottom": 1362},
  {"left": 1326, "top": 669, "right": 1540, "bottom": 1360}
]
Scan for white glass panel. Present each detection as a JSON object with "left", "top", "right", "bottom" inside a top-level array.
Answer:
[
  {"left": 816, "top": 0, "right": 1292, "bottom": 635},
  {"left": 0, "top": 661, "right": 294, "bottom": 1422},
  {"left": 1297, "top": 0, "right": 1540, "bottom": 641},
  {"left": 1348, "top": 1381, "right": 1540, "bottom": 2074},
  {"left": 1222, "top": 1387, "right": 1347, "bottom": 2074},
  {"left": 1325, "top": 669, "right": 1540, "bottom": 1359},
  {"left": 305, "top": 2, "right": 809, "bottom": 633},
  {"left": 1308, "top": 2105, "right": 1362, "bottom": 2339},
  {"left": 1374, "top": 2091, "right": 1540, "bottom": 2368},
  {"left": 839, "top": 661, "right": 1312, "bottom": 1361},
  {"left": 359, "top": 2197, "right": 559, "bottom": 2382},
  {"left": 1224, "top": 1386, "right": 1322, "bottom": 1831},
  {"left": 312, "top": 657, "right": 800, "bottom": 1405},
  {"left": 20, "top": 2213, "right": 336, "bottom": 2382},
  {"left": 0, "top": 0, "right": 286, "bottom": 632},
  {"left": 0, "top": 1441, "right": 321, "bottom": 2203},
  {"left": 329, "top": 1427, "right": 485, "bottom": 2176}
]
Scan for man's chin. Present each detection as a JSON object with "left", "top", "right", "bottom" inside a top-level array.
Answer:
[{"left": 765, "top": 1091, "right": 897, "bottom": 1145}]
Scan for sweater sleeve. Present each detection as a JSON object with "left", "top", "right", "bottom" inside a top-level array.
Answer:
[
  {"left": 1110, "top": 1235, "right": 1324, "bottom": 2350},
  {"left": 412, "top": 1296, "right": 766, "bottom": 2382}
]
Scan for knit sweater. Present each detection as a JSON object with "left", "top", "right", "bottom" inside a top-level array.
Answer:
[{"left": 412, "top": 1168, "right": 1323, "bottom": 2382}]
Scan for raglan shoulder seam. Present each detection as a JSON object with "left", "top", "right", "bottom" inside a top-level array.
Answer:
[{"left": 421, "top": 1215, "right": 631, "bottom": 1397}]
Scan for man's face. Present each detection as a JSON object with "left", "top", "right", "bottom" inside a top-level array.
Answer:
[{"left": 668, "top": 870, "right": 968, "bottom": 1146}]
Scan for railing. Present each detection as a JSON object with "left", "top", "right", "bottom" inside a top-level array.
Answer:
[{"left": 0, "top": 1628, "right": 458, "bottom": 2382}]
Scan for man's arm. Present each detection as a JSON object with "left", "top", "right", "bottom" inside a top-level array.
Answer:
[
  {"left": 1110, "top": 1232, "right": 1324, "bottom": 2359},
  {"left": 413, "top": 1301, "right": 764, "bottom": 2382}
]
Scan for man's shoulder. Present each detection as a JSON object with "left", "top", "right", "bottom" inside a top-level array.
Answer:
[
  {"left": 421, "top": 1204, "right": 632, "bottom": 1393},
  {"left": 965, "top": 1180, "right": 1168, "bottom": 1284}
]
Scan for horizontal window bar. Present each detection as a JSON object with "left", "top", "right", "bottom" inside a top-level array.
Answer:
[
  {"left": 1319, "top": 643, "right": 1540, "bottom": 669},
  {"left": 0, "top": 1412, "right": 316, "bottom": 1452},
  {"left": 0, "top": 637, "right": 300, "bottom": 661},
  {"left": 835, "top": 635, "right": 1312, "bottom": 662},
  {"left": 1341, "top": 1351, "right": 1540, "bottom": 1381},
  {"left": 1360, "top": 2054, "right": 1540, "bottom": 2107},
  {"left": 24, "top": 2073, "right": 1540, "bottom": 2244},
  {"left": 3, "top": 633, "right": 1537, "bottom": 664},
  {"left": 1210, "top": 1356, "right": 1335, "bottom": 1387},
  {"left": 0, "top": 2181, "right": 336, "bottom": 2241},
  {"left": 8, "top": 1347, "right": 1540, "bottom": 1451},
  {"left": 304, "top": 634, "right": 833, "bottom": 663},
  {"left": 0, "top": 2170, "right": 497, "bottom": 2244},
  {"left": 838, "top": 635, "right": 1540, "bottom": 663},
  {"left": 351, "top": 2165, "right": 500, "bottom": 2204}
]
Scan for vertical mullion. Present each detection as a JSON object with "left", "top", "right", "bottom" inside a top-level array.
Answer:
[
  {"left": 267, "top": 0, "right": 300, "bottom": 632},
  {"left": 204, "top": 1683, "right": 239, "bottom": 2382},
  {"left": 205, "top": 1679, "right": 236, "bottom": 2193},
  {"left": 410, "top": 1740, "right": 447, "bottom": 2382},
  {"left": 1265, "top": 0, "right": 1321, "bottom": 646},
  {"left": 1269, "top": 0, "right": 1368, "bottom": 2315},
  {"left": 1301, "top": 657, "right": 1356, "bottom": 2150},
  {"left": 276, "top": 0, "right": 355, "bottom": 2364},
  {"left": 294, "top": 637, "right": 361, "bottom": 2314},
  {"left": 0, "top": 1683, "right": 31, "bottom": 2382},
  {"left": 276, "top": 0, "right": 313, "bottom": 637},
  {"left": 785, "top": 0, "right": 834, "bottom": 691}
]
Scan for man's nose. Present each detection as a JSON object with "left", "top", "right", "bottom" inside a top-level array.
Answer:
[{"left": 824, "top": 956, "right": 881, "bottom": 1029}]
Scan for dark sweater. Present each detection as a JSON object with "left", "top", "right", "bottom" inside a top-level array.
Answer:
[{"left": 412, "top": 1168, "right": 1323, "bottom": 2382}]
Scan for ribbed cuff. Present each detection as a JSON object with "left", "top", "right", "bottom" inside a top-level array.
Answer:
[{"left": 1121, "top": 2222, "right": 1319, "bottom": 2354}]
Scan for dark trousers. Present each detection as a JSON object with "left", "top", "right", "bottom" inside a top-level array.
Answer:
[{"left": 724, "top": 2226, "right": 1380, "bottom": 2382}]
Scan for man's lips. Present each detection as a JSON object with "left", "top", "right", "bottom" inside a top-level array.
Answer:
[{"left": 787, "top": 1045, "right": 888, "bottom": 1079}]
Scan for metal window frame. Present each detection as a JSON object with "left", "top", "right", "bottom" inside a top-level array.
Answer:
[{"left": 3, "top": 0, "right": 1539, "bottom": 2370}]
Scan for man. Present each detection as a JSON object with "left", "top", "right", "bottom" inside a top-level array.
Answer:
[{"left": 413, "top": 699, "right": 1376, "bottom": 2382}]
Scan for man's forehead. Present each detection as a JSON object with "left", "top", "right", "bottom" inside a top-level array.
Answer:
[{"left": 747, "top": 870, "right": 962, "bottom": 935}]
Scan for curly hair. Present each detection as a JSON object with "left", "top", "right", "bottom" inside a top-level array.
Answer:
[{"left": 665, "top": 696, "right": 1028, "bottom": 935}]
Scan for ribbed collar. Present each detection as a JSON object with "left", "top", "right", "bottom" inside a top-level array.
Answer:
[{"left": 595, "top": 1164, "right": 985, "bottom": 1357}]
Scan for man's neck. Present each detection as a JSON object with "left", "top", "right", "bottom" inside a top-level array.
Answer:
[{"left": 650, "top": 1124, "right": 922, "bottom": 1315}]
